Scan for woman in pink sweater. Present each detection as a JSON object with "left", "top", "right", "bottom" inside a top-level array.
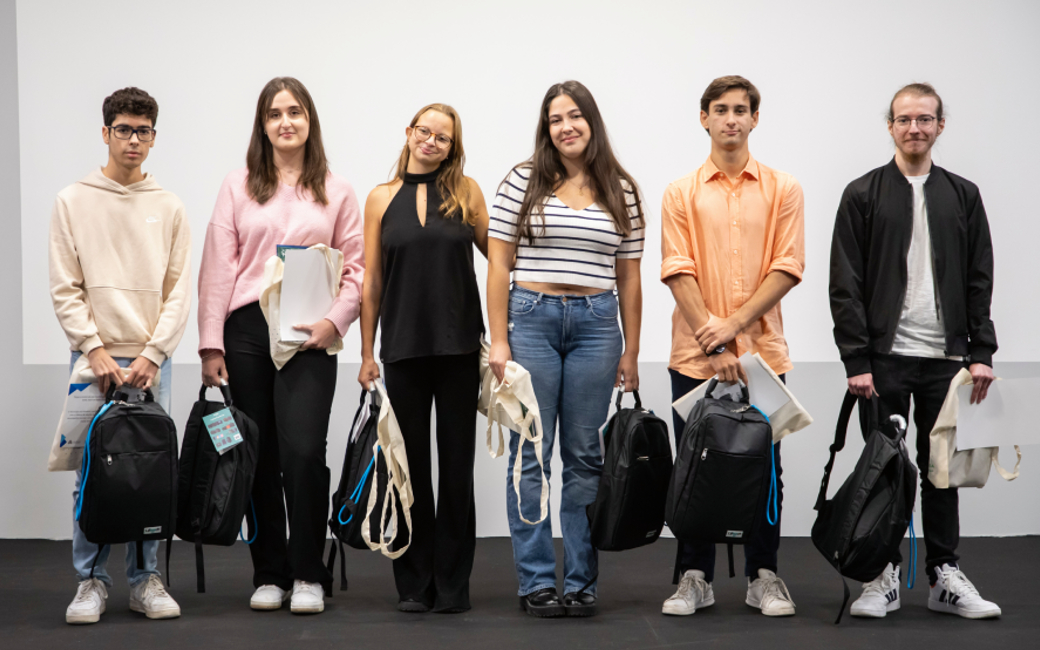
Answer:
[{"left": 197, "top": 77, "right": 364, "bottom": 614}]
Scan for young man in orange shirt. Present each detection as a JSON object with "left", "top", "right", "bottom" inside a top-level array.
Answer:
[
  {"left": 830, "top": 83, "right": 1000, "bottom": 619},
  {"left": 660, "top": 76, "right": 804, "bottom": 617}
]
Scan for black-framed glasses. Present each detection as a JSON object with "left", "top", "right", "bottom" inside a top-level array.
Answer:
[
  {"left": 108, "top": 125, "right": 156, "bottom": 141},
  {"left": 891, "top": 115, "right": 937, "bottom": 129},
  {"left": 413, "top": 125, "right": 452, "bottom": 148}
]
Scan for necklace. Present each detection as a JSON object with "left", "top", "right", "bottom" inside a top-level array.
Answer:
[{"left": 565, "top": 176, "right": 589, "bottom": 196}]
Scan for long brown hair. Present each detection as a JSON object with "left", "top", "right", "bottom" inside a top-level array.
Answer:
[
  {"left": 389, "top": 103, "right": 474, "bottom": 225},
  {"left": 509, "top": 80, "right": 642, "bottom": 243},
  {"left": 246, "top": 77, "right": 329, "bottom": 206}
]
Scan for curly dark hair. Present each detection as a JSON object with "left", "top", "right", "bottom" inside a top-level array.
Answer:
[{"left": 102, "top": 87, "right": 158, "bottom": 126}]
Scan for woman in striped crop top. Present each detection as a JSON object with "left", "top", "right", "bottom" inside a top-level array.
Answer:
[{"left": 486, "top": 80, "right": 645, "bottom": 618}]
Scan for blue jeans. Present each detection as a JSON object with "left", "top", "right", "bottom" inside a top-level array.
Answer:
[
  {"left": 69, "top": 351, "right": 172, "bottom": 586},
  {"left": 505, "top": 287, "right": 623, "bottom": 597}
]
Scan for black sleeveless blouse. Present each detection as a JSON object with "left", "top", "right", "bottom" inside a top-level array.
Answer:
[{"left": 379, "top": 168, "right": 484, "bottom": 363}]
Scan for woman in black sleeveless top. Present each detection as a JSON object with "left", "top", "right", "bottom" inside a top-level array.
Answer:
[{"left": 358, "top": 104, "right": 489, "bottom": 613}]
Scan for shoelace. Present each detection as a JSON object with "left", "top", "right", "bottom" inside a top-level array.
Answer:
[
  {"left": 941, "top": 568, "right": 981, "bottom": 599},
  {"left": 141, "top": 576, "right": 170, "bottom": 603},
  {"left": 862, "top": 569, "right": 898, "bottom": 597},
  {"left": 759, "top": 575, "right": 795, "bottom": 608},
  {"left": 673, "top": 572, "right": 708, "bottom": 602},
  {"left": 74, "top": 580, "right": 104, "bottom": 605},
  {"left": 295, "top": 582, "right": 322, "bottom": 597}
]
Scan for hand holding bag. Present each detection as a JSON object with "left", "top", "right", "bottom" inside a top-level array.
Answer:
[
  {"left": 478, "top": 339, "right": 549, "bottom": 525},
  {"left": 360, "top": 381, "right": 413, "bottom": 559},
  {"left": 928, "top": 368, "right": 1021, "bottom": 489}
]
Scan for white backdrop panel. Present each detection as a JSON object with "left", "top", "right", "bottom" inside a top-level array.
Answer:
[{"left": 19, "top": 0, "right": 1040, "bottom": 366}]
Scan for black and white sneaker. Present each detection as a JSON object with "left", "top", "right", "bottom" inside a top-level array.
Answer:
[
  {"left": 928, "top": 564, "right": 1001, "bottom": 619},
  {"left": 850, "top": 563, "right": 900, "bottom": 618}
]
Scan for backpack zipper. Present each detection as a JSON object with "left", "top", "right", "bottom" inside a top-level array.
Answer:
[{"left": 701, "top": 449, "right": 707, "bottom": 461}]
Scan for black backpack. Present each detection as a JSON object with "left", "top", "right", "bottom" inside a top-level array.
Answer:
[
  {"left": 326, "top": 389, "right": 389, "bottom": 591},
  {"left": 587, "top": 390, "right": 672, "bottom": 551},
  {"left": 665, "top": 379, "right": 777, "bottom": 578},
  {"left": 811, "top": 391, "right": 917, "bottom": 623},
  {"left": 176, "top": 383, "right": 260, "bottom": 593},
  {"left": 75, "top": 385, "right": 178, "bottom": 579}
]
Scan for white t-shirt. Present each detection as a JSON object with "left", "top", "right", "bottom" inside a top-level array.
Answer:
[
  {"left": 489, "top": 167, "right": 644, "bottom": 290},
  {"left": 890, "top": 174, "right": 950, "bottom": 358}
]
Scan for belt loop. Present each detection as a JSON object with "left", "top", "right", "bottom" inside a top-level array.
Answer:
[
  {"left": 536, "top": 291, "right": 544, "bottom": 304},
  {"left": 585, "top": 295, "right": 593, "bottom": 307}
]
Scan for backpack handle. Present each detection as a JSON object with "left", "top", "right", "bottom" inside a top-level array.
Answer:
[
  {"left": 197, "top": 382, "right": 233, "bottom": 407},
  {"left": 815, "top": 391, "right": 879, "bottom": 511},
  {"left": 704, "top": 378, "right": 750, "bottom": 404},
  {"left": 106, "top": 384, "right": 155, "bottom": 403},
  {"left": 614, "top": 388, "right": 642, "bottom": 411}
]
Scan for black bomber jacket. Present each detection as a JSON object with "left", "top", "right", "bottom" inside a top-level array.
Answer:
[{"left": 829, "top": 158, "right": 997, "bottom": 377}]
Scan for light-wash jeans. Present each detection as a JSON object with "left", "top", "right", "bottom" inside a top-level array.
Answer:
[
  {"left": 505, "top": 287, "right": 623, "bottom": 597},
  {"left": 69, "top": 351, "right": 172, "bottom": 586}
]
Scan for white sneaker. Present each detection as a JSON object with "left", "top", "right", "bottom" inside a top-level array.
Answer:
[
  {"left": 746, "top": 569, "right": 796, "bottom": 617},
  {"left": 129, "top": 574, "right": 181, "bottom": 619},
  {"left": 66, "top": 578, "right": 108, "bottom": 624},
  {"left": 250, "top": 584, "right": 290, "bottom": 610},
  {"left": 928, "top": 564, "right": 1001, "bottom": 619},
  {"left": 850, "top": 563, "right": 900, "bottom": 618},
  {"left": 662, "top": 570, "right": 715, "bottom": 616},
  {"left": 290, "top": 580, "right": 324, "bottom": 614}
]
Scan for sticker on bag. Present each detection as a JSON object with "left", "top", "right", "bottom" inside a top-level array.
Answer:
[{"left": 202, "top": 408, "right": 244, "bottom": 455}]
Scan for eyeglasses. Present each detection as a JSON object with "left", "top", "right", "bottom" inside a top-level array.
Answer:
[
  {"left": 412, "top": 125, "right": 453, "bottom": 148},
  {"left": 108, "top": 125, "right": 156, "bottom": 141},
  {"left": 891, "top": 116, "right": 937, "bottom": 129}
]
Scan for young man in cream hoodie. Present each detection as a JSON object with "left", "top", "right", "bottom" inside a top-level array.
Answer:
[{"left": 50, "top": 87, "right": 191, "bottom": 624}]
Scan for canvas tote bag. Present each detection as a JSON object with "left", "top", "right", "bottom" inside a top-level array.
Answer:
[
  {"left": 360, "top": 380, "right": 413, "bottom": 559},
  {"left": 928, "top": 368, "right": 1021, "bottom": 489},
  {"left": 478, "top": 339, "right": 549, "bottom": 525}
]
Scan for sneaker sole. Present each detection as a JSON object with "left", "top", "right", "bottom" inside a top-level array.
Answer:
[
  {"left": 129, "top": 601, "right": 181, "bottom": 620},
  {"left": 290, "top": 603, "right": 325, "bottom": 614},
  {"left": 928, "top": 600, "right": 1001, "bottom": 619},
  {"left": 564, "top": 603, "right": 598, "bottom": 617},
  {"left": 250, "top": 600, "right": 285, "bottom": 611},
  {"left": 662, "top": 596, "right": 715, "bottom": 616},
  {"left": 746, "top": 598, "right": 795, "bottom": 617},
  {"left": 851, "top": 601, "right": 900, "bottom": 618},
  {"left": 66, "top": 612, "right": 102, "bottom": 624},
  {"left": 398, "top": 601, "right": 431, "bottom": 613}
]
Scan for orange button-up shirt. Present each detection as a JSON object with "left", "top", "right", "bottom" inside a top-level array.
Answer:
[{"left": 660, "top": 155, "right": 805, "bottom": 380}]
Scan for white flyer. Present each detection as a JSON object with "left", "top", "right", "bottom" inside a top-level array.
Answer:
[
  {"left": 279, "top": 247, "right": 337, "bottom": 342},
  {"left": 955, "top": 377, "right": 1040, "bottom": 450}
]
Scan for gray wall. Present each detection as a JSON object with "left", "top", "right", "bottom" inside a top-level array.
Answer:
[{"left": 2, "top": 0, "right": 1036, "bottom": 540}]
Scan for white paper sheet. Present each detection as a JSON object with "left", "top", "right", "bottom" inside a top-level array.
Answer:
[
  {"left": 672, "top": 353, "right": 791, "bottom": 423},
  {"left": 279, "top": 248, "right": 336, "bottom": 342},
  {"left": 955, "top": 378, "right": 1040, "bottom": 450}
]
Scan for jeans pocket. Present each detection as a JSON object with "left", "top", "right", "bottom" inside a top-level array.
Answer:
[
  {"left": 508, "top": 295, "right": 536, "bottom": 315},
  {"left": 588, "top": 296, "right": 619, "bottom": 320}
]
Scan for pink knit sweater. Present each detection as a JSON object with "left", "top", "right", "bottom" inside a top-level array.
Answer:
[{"left": 197, "top": 168, "right": 365, "bottom": 354}]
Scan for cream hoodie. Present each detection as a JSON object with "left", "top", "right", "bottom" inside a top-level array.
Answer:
[{"left": 49, "top": 168, "right": 192, "bottom": 366}]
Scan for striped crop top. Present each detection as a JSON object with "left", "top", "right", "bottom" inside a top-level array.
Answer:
[{"left": 489, "top": 167, "right": 645, "bottom": 290}]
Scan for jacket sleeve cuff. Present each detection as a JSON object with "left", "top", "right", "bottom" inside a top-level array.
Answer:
[
  {"left": 969, "top": 346, "right": 994, "bottom": 367},
  {"left": 843, "top": 355, "right": 872, "bottom": 378},
  {"left": 661, "top": 256, "right": 697, "bottom": 283},
  {"left": 140, "top": 345, "right": 166, "bottom": 368},
  {"left": 79, "top": 336, "right": 104, "bottom": 356}
]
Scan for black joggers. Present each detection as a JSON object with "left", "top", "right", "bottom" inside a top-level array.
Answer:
[
  {"left": 224, "top": 303, "right": 337, "bottom": 593},
  {"left": 383, "top": 352, "right": 480, "bottom": 612}
]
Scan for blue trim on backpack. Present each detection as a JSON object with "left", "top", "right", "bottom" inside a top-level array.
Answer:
[
  {"left": 74, "top": 402, "right": 114, "bottom": 522},
  {"left": 750, "top": 406, "right": 780, "bottom": 527},
  {"left": 239, "top": 498, "right": 258, "bottom": 544},
  {"left": 907, "top": 514, "right": 917, "bottom": 589},
  {"left": 337, "top": 445, "right": 381, "bottom": 526}
]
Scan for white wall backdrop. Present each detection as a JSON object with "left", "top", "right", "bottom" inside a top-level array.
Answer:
[{"left": 4, "top": 0, "right": 1039, "bottom": 541}]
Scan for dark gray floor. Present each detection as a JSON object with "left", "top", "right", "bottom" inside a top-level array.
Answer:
[{"left": 0, "top": 537, "right": 1035, "bottom": 649}]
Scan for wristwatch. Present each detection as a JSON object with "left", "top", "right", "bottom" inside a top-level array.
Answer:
[{"left": 706, "top": 344, "right": 727, "bottom": 357}]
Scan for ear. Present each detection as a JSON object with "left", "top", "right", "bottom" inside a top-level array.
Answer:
[
  {"left": 887, "top": 119, "right": 895, "bottom": 139},
  {"left": 699, "top": 110, "right": 709, "bottom": 131},
  {"left": 102, "top": 125, "right": 111, "bottom": 145},
  {"left": 405, "top": 126, "right": 413, "bottom": 140},
  {"left": 936, "top": 118, "right": 945, "bottom": 137},
  {"left": 750, "top": 111, "right": 760, "bottom": 130}
]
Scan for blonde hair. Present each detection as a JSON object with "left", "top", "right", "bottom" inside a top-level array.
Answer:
[{"left": 389, "top": 104, "right": 474, "bottom": 225}]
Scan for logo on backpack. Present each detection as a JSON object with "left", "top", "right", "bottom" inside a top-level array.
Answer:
[
  {"left": 143, "top": 526, "right": 162, "bottom": 535},
  {"left": 725, "top": 530, "right": 743, "bottom": 538}
]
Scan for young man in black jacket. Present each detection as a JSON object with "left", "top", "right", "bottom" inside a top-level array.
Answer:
[{"left": 829, "top": 83, "right": 999, "bottom": 620}]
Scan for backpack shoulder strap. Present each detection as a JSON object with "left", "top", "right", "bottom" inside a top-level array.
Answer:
[{"left": 815, "top": 391, "right": 857, "bottom": 511}]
